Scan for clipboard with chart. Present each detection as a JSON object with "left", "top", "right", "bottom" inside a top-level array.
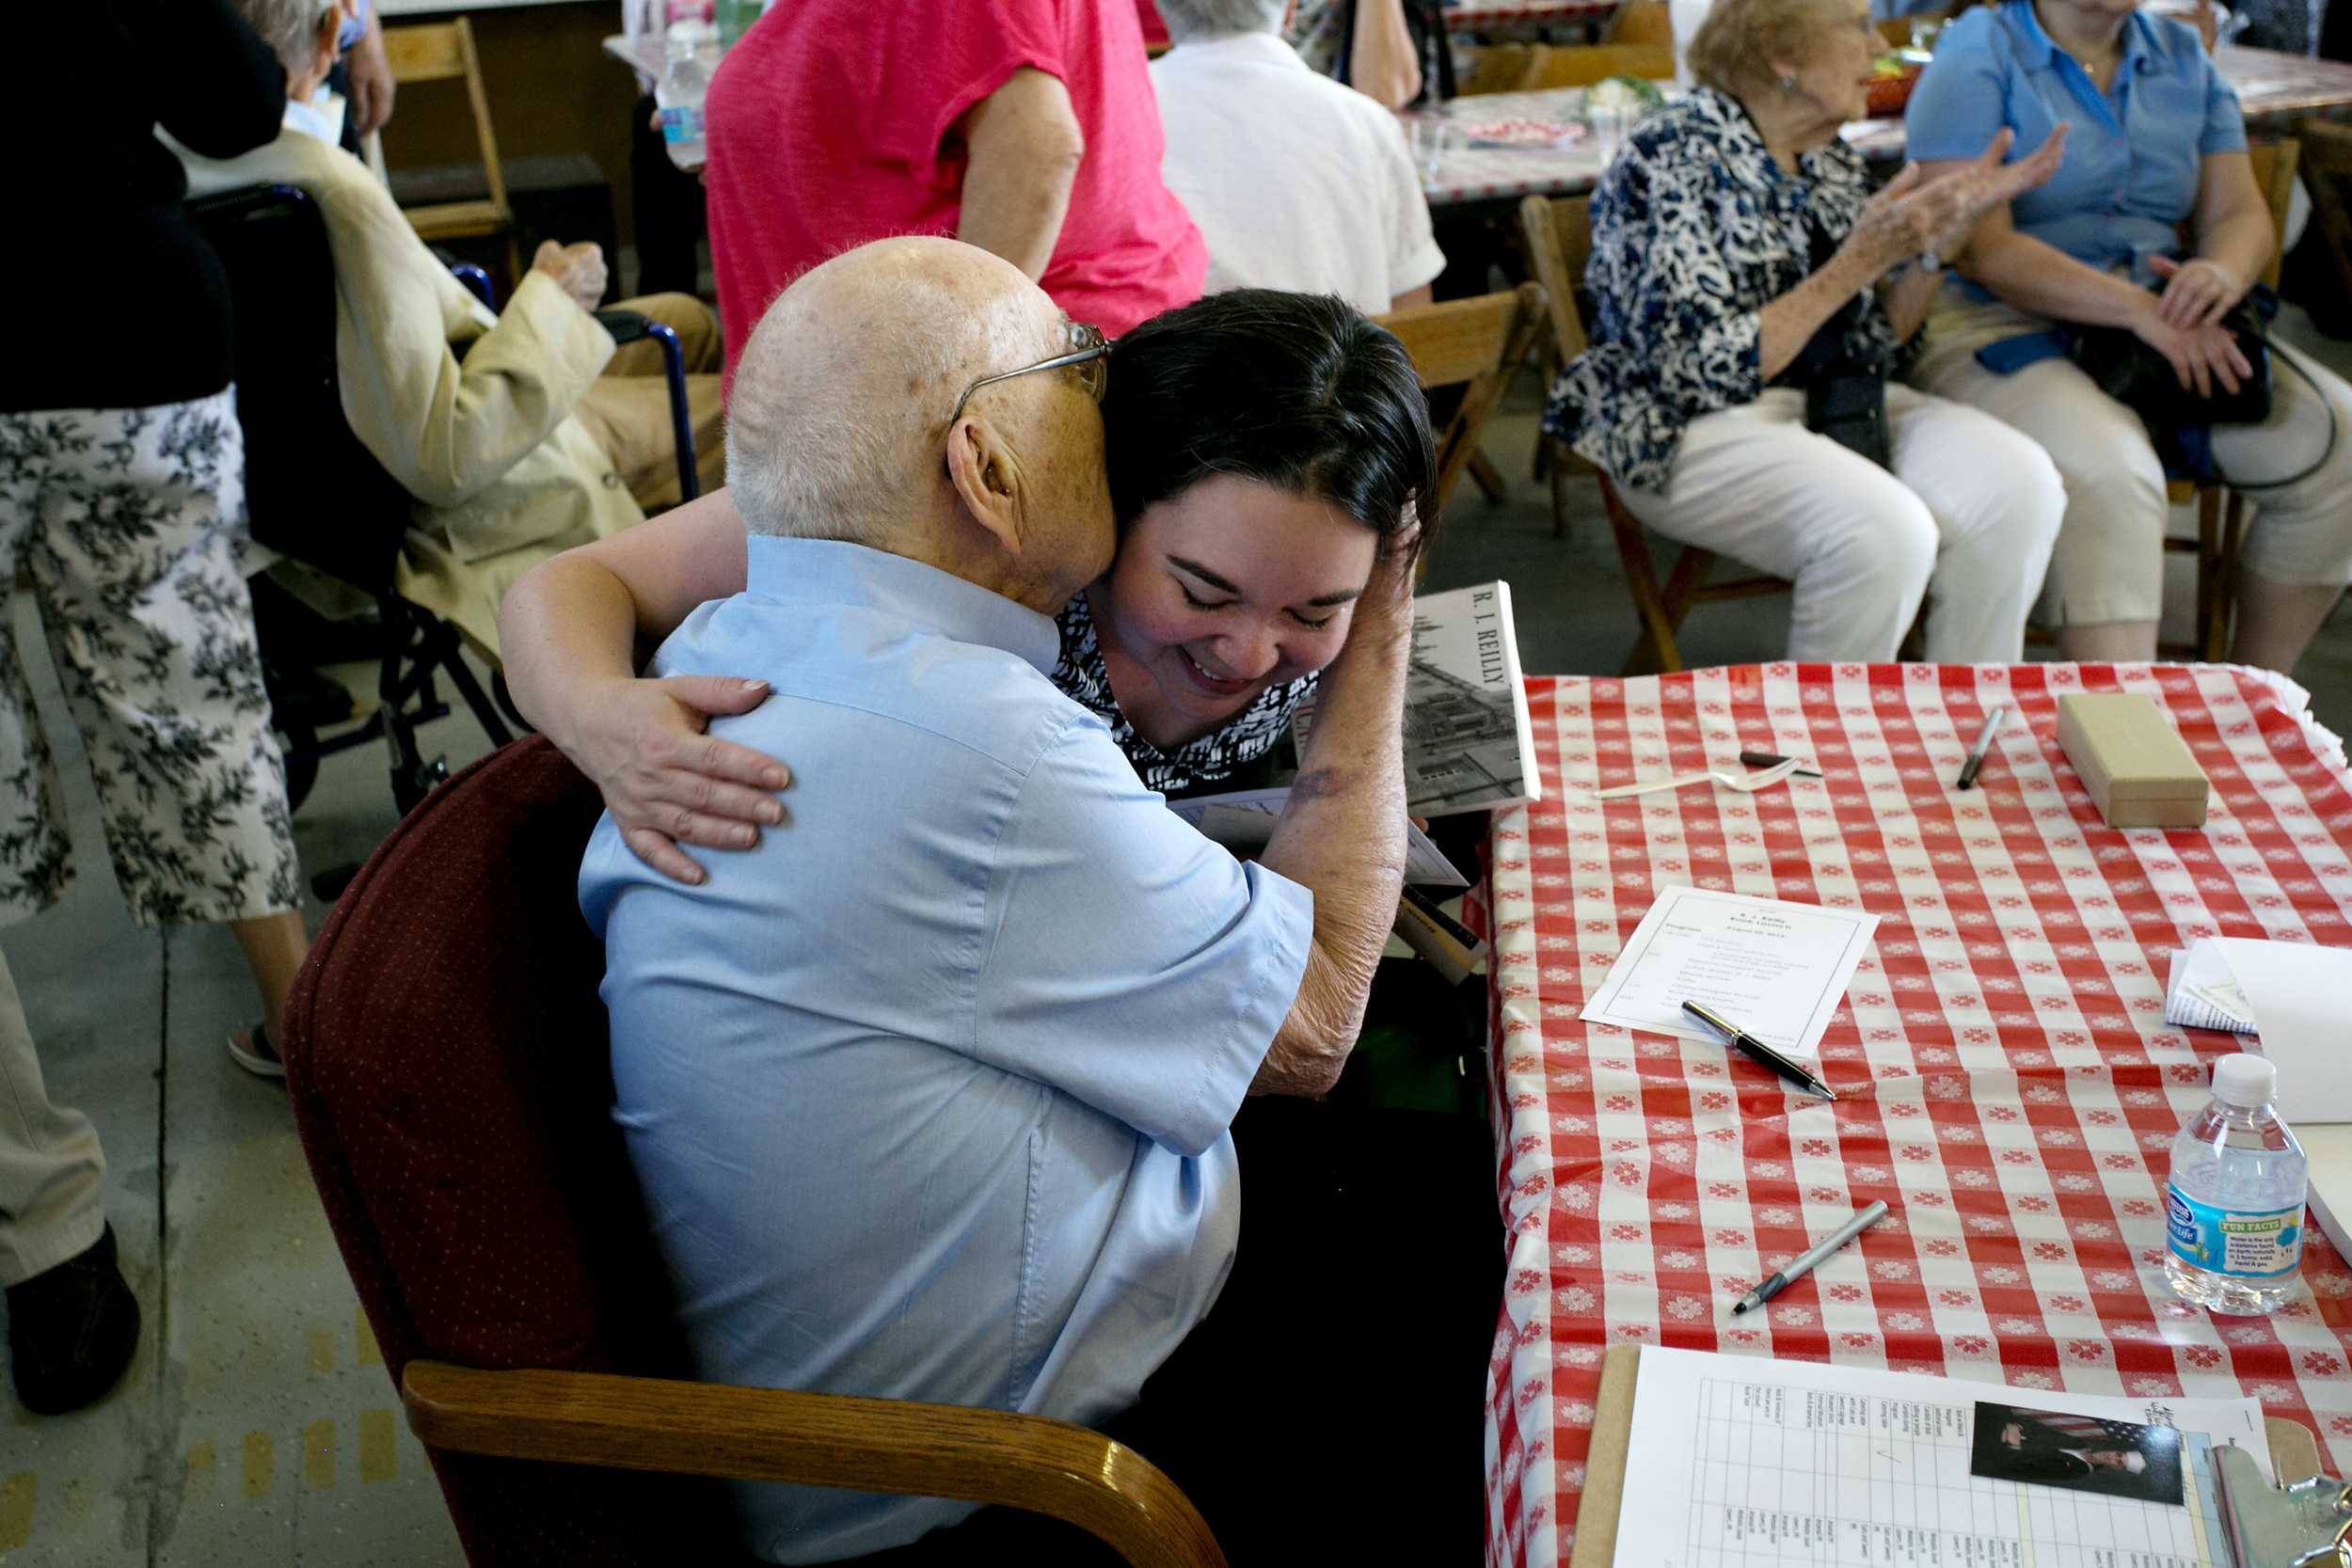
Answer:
[{"left": 1568, "top": 1346, "right": 2321, "bottom": 1568}]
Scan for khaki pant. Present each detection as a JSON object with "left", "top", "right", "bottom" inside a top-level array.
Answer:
[
  {"left": 1613, "top": 385, "right": 2067, "bottom": 662},
  {"left": 1909, "top": 287, "right": 2352, "bottom": 626},
  {"left": 570, "top": 292, "right": 727, "bottom": 512},
  {"left": 0, "top": 947, "right": 102, "bottom": 1287}
]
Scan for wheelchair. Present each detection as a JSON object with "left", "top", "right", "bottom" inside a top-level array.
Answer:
[{"left": 190, "top": 182, "right": 696, "bottom": 817}]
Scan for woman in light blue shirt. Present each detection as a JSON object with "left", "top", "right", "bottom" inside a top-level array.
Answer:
[{"left": 1905, "top": 0, "right": 2352, "bottom": 672}]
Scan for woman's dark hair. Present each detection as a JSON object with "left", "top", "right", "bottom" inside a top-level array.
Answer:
[{"left": 1101, "top": 290, "right": 1438, "bottom": 553}]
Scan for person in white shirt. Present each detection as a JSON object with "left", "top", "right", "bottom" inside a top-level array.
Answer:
[{"left": 1150, "top": 0, "right": 1446, "bottom": 315}]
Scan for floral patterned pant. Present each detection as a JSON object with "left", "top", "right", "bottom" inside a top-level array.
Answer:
[{"left": 0, "top": 390, "right": 299, "bottom": 930}]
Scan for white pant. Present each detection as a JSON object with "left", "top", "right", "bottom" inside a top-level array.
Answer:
[
  {"left": 1911, "top": 291, "right": 2352, "bottom": 626},
  {"left": 1614, "top": 386, "right": 2067, "bottom": 661}
]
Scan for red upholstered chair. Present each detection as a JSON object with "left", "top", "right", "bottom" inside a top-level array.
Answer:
[{"left": 279, "top": 735, "right": 1225, "bottom": 1568}]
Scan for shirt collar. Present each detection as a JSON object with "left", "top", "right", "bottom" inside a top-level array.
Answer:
[
  {"left": 281, "top": 87, "right": 347, "bottom": 146},
  {"left": 1163, "top": 29, "right": 1311, "bottom": 71},
  {"left": 2012, "top": 0, "right": 2160, "bottom": 77},
  {"left": 743, "top": 536, "right": 1063, "bottom": 678}
]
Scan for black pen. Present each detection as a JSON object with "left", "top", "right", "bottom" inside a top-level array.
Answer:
[
  {"left": 1955, "top": 704, "right": 2008, "bottom": 790},
  {"left": 1739, "top": 750, "right": 1821, "bottom": 779},
  {"left": 1681, "top": 1001, "right": 1835, "bottom": 1099}
]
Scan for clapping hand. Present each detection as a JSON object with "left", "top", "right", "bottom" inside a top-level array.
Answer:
[
  {"left": 531, "top": 239, "right": 609, "bottom": 312},
  {"left": 1846, "top": 125, "right": 2070, "bottom": 278}
]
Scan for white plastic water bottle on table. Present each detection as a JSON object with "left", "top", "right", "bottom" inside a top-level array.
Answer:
[
  {"left": 656, "top": 24, "right": 714, "bottom": 171},
  {"left": 2165, "top": 1053, "right": 2309, "bottom": 1314}
]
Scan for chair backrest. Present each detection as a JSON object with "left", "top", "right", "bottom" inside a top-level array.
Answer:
[
  {"left": 1603, "top": 0, "right": 1674, "bottom": 44},
  {"left": 1373, "top": 284, "right": 1548, "bottom": 508},
  {"left": 2249, "top": 137, "right": 2301, "bottom": 292},
  {"left": 1522, "top": 41, "right": 1675, "bottom": 88},
  {"left": 1518, "top": 193, "right": 1594, "bottom": 363},
  {"left": 1454, "top": 40, "right": 1534, "bottom": 95},
  {"left": 280, "top": 736, "right": 751, "bottom": 1567},
  {"left": 382, "top": 18, "right": 509, "bottom": 217},
  {"left": 188, "top": 184, "right": 415, "bottom": 594}
]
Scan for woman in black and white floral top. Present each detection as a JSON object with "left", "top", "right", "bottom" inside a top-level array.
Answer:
[{"left": 1546, "top": 0, "right": 2072, "bottom": 663}]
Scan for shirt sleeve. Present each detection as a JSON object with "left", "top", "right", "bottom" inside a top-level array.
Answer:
[
  {"left": 877, "top": 0, "right": 1070, "bottom": 184},
  {"left": 1587, "top": 138, "right": 1764, "bottom": 422},
  {"left": 1902, "top": 8, "right": 2010, "bottom": 163},
  {"left": 970, "top": 718, "right": 1312, "bottom": 1159},
  {"left": 2199, "top": 50, "right": 2249, "bottom": 155},
  {"left": 1380, "top": 114, "right": 1447, "bottom": 299},
  {"left": 150, "top": 0, "right": 286, "bottom": 159}
]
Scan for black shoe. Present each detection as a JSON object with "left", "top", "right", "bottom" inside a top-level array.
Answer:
[{"left": 7, "top": 1224, "right": 140, "bottom": 1416}]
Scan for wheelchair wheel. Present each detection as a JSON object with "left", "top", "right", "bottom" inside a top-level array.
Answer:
[{"left": 278, "top": 722, "right": 320, "bottom": 813}]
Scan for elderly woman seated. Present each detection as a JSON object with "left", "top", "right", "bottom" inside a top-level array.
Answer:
[
  {"left": 1906, "top": 0, "right": 2352, "bottom": 673},
  {"left": 1546, "top": 0, "right": 2069, "bottom": 663},
  {"left": 173, "top": 0, "right": 723, "bottom": 657}
]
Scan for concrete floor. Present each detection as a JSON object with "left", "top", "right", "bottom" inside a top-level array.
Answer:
[{"left": 2, "top": 308, "right": 2350, "bottom": 1565}]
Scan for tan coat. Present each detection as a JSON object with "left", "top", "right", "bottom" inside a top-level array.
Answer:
[{"left": 176, "top": 127, "right": 641, "bottom": 656}]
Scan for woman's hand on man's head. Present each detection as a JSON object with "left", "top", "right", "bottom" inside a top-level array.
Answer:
[{"left": 573, "top": 673, "right": 791, "bottom": 885}]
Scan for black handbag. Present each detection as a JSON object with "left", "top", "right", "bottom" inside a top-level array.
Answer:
[{"left": 2062, "top": 288, "right": 2274, "bottom": 429}]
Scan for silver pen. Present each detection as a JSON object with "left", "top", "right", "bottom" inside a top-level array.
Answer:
[
  {"left": 1955, "top": 705, "right": 2009, "bottom": 790},
  {"left": 1731, "top": 1200, "right": 1891, "bottom": 1315}
]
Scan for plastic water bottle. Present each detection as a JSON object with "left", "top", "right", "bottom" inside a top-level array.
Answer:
[
  {"left": 2165, "top": 1054, "right": 2309, "bottom": 1315},
  {"left": 1669, "top": 0, "right": 1714, "bottom": 87},
  {"left": 655, "top": 24, "right": 714, "bottom": 171}
]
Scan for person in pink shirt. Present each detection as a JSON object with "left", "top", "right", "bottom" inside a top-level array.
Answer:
[{"left": 703, "top": 0, "right": 1207, "bottom": 382}]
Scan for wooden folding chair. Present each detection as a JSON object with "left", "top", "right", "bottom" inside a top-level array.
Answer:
[
  {"left": 1373, "top": 285, "right": 1548, "bottom": 512},
  {"left": 2156, "top": 136, "right": 2300, "bottom": 661},
  {"left": 1601, "top": 0, "right": 1673, "bottom": 43},
  {"left": 1518, "top": 193, "right": 1790, "bottom": 674},
  {"left": 381, "top": 18, "right": 517, "bottom": 280},
  {"left": 1520, "top": 41, "right": 1675, "bottom": 88}
]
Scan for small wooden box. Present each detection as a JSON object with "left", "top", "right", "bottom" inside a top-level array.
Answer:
[{"left": 2055, "top": 693, "right": 2208, "bottom": 830}]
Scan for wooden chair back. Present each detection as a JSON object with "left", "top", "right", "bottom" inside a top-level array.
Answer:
[
  {"left": 2249, "top": 137, "right": 2300, "bottom": 292},
  {"left": 1455, "top": 40, "right": 1534, "bottom": 94},
  {"left": 1373, "top": 285, "right": 1548, "bottom": 510},
  {"left": 1522, "top": 41, "right": 1675, "bottom": 88},
  {"left": 380, "top": 18, "right": 515, "bottom": 265},
  {"left": 1517, "top": 193, "right": 1792, "bottom": 672},
  {"left": 2298, "top": 117, "right": 2352, "bottom": 309},
  {"left": 1603, "top": 0, "right": 1674, "bottom": 43}
]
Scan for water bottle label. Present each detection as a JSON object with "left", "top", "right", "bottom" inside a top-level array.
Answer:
[
  {"left": 2166, "top": 1187, "right": 2303, "bottom": 1278},
  {"left": 659, "top": 104, "right": 704, "bottom": 145}
]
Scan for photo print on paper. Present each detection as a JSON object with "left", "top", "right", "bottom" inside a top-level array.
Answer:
[{"left": 1970, "top": 1402, "right": 2185, "bottom": 1505}]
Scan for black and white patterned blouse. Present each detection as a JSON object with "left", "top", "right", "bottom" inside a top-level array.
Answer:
[
  {"left": 1543, "top": 88, "right": 1903, "bottom": 494},
  {"left": 1051, "top": 592, "right": 1316, "bottom": 795}
]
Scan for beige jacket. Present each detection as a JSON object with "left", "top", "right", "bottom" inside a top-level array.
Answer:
[{"left": 176, "top": 126, "right": 639, "bottom": 655}]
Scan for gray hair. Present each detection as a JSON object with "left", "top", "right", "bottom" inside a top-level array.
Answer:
[
  {"left": 1155, "top": 0, "right": 1288, "bottom": 42},
  {"left": 233, "top": 0, "right": 338, "bottom": 75},
  {"left": 725, "top": 261, "right": 1050, "bottom": 548}
]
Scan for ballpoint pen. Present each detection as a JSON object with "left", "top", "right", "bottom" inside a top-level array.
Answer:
[
  {"left": 1731, "top": 1200, "right": 1891, "bottom": 1314},
  {"left": 1739, "top": 750, "right": 1822, "bottom": 779},
  {"left": 1680, "top": 1000, "right": 1835, "bottom": 1100},
  {"left": 1956, "top": 704, "right": 2009, "bottom": 790}
]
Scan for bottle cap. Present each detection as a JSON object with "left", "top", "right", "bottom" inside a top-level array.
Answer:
[{"left": 2212, "top": 1053, "right": 2277, "bottom": 1108}]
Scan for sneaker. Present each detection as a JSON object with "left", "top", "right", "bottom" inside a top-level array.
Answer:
[
  {"left": 7, "top": 1224, "right": 140, "bottom": 1416},
  {"left": 228, "top": 1021, "right": 284, "bottom": 1079}
]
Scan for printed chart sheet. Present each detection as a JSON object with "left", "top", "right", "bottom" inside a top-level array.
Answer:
[{"left": 1612, "top": 1348, "right": 2268, "bottom": 1568}]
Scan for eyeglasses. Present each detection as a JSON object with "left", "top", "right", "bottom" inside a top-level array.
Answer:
[{"left": 948, "top": 321, "right": 1110, "bottom": 424}]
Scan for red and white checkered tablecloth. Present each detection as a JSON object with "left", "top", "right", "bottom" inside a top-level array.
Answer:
[{"left": 1479, "top": 662, "right": 2352, "bottom": 1568}]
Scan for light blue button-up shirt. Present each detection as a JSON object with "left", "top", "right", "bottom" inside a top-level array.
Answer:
[
  {"left": 579, "top": 537, "right": 1311, "bottom": 1564},
  {"left": 1907, "top": 1, "right": 2247, "bottom": 286}
]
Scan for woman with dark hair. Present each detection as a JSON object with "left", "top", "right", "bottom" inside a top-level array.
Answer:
[
  {"left": 501, "top": 287, "right": 1436, "bottom": 878},
  {"left": 501, "top": 285, "right": 1499, "bottom": 1566}
]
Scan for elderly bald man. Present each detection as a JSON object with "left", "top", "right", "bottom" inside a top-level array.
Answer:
[{"left": 579, "top": 236, "right": 1438, "bottom": 1564}]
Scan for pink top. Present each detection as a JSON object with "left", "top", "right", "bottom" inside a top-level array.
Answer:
[
  {"left": 703, "top": 0, "right": 1206, "bottom": 383},
  {"left": 1136, "top": 0, "right": 1170, "bottom": 47}
]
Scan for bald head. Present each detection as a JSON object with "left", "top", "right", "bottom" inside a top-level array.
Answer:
[{"left": 725, "top": 238, "right": 1068, "bottom": 548}]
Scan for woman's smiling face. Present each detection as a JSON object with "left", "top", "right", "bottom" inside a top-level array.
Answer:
[{"left": 1090, "top": 472, "right": 1381, "bottom": 752}]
